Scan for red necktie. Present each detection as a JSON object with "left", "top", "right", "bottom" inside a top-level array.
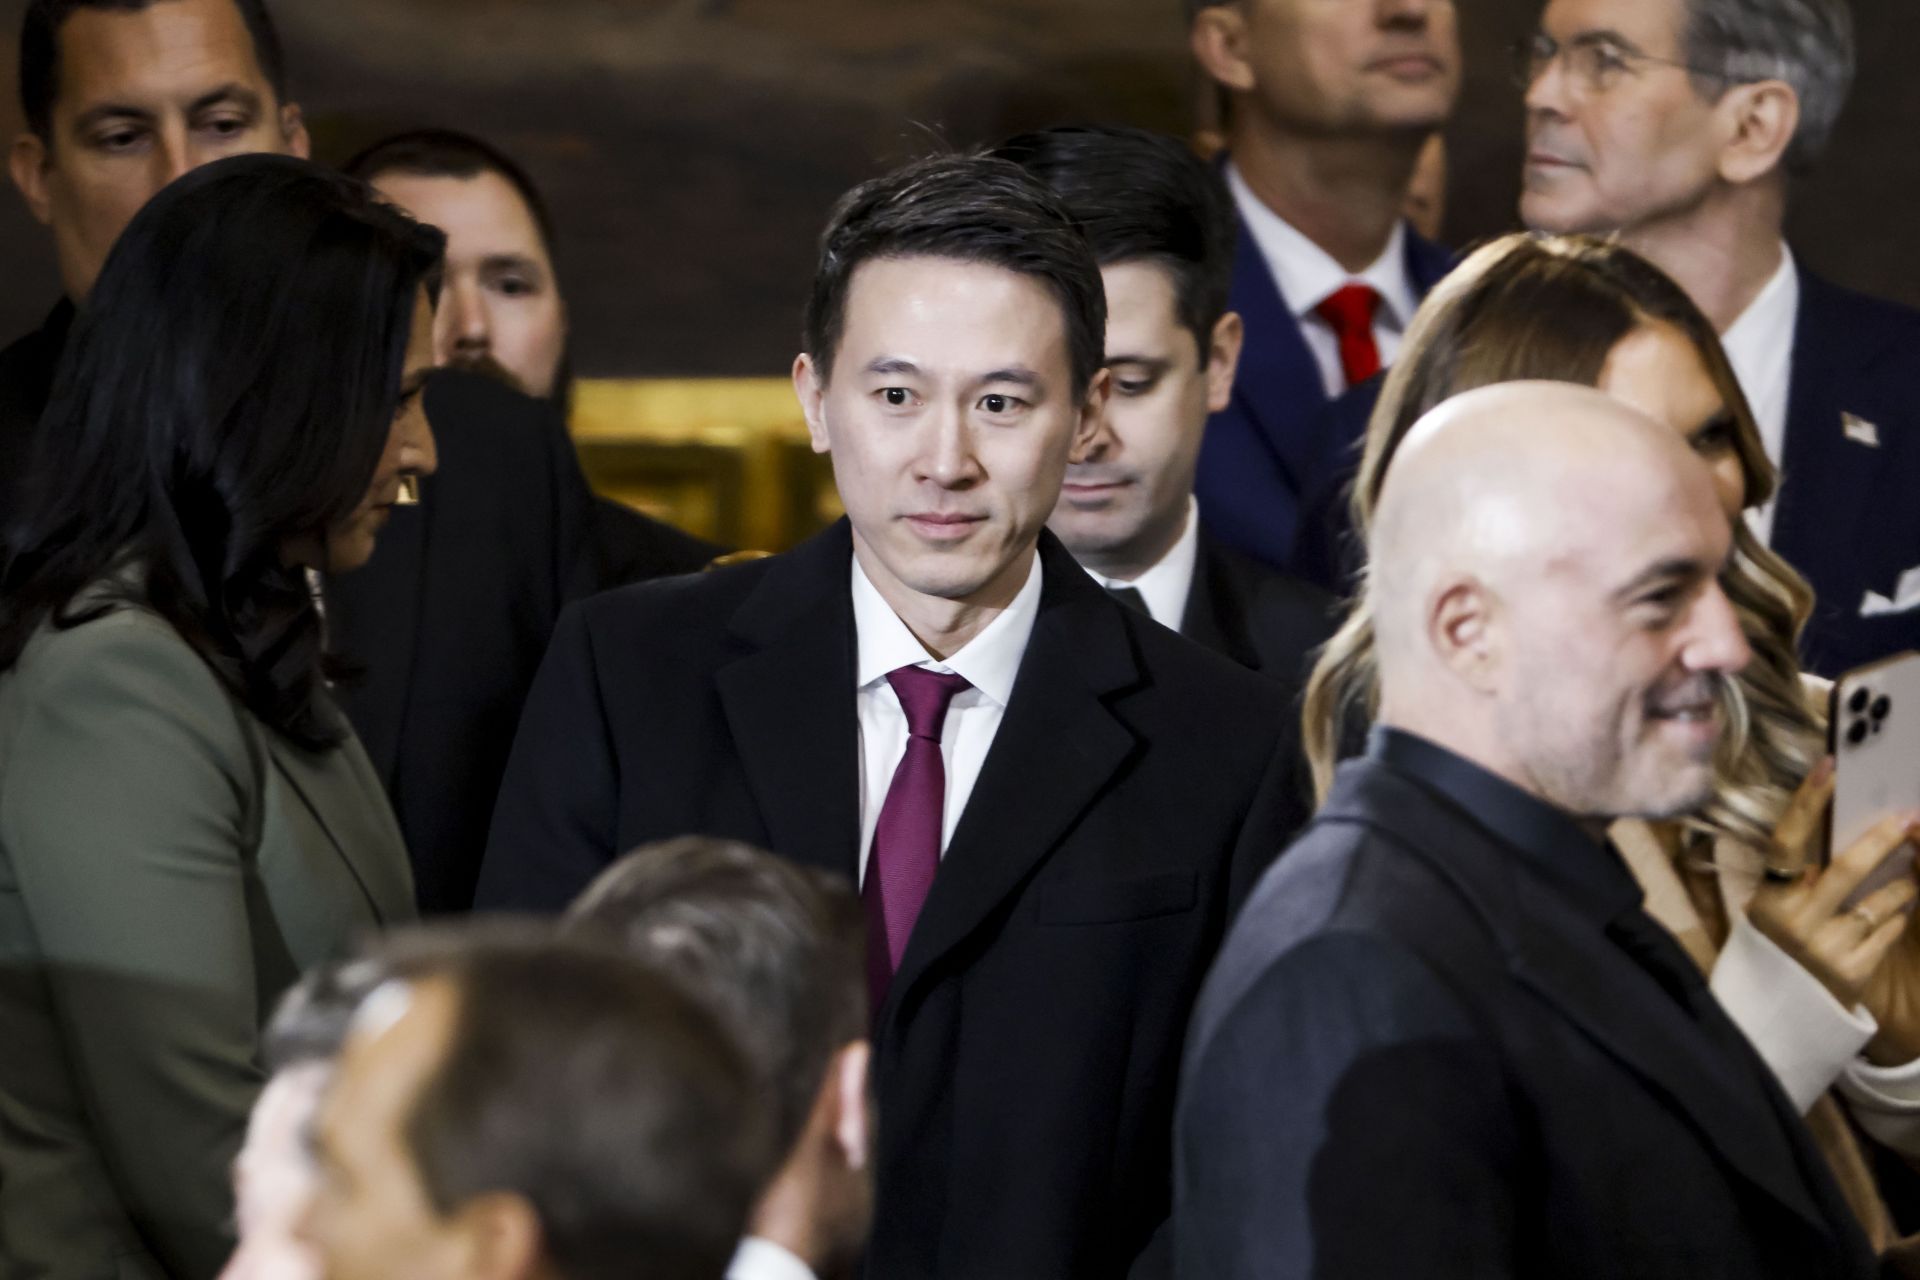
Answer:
[
  {"left": 1316, "top": 283, "right": 1383, "bottom": 390},
  {"left": 864, "top": 666, "right": 971, "bottom": 1011}
]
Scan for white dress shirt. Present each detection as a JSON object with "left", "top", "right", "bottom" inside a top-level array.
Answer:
[
  {"left": 851, "top": 552, "right": 1042, "bottom": 886},
  {"left": 1225, "top": 161, "right": 1420, "bottom": 399},
  {"left": 727, "top": 1236, "right": 819, "bottom": 1280},
  {"left": 1718, "top": 243, "right": 1799, "bottom": 546},
  {"left": 1082, "top": 497, "right": 1201, "bottom": 632}
]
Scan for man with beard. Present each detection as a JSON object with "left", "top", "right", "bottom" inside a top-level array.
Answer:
[{"left": 1176, "top": 383, "right": 1877, "bottom": 1278}]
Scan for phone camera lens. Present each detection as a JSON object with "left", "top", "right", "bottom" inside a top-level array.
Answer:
[
  {"left": 1848, "top": 719, "right": 1870, "bottom": 746},
  {"left": 1873, "top": 695, "right": 1893, "bottom": 721},
  {"left": 1851, "top": 687, "right": 1872, "bottom": 714}
]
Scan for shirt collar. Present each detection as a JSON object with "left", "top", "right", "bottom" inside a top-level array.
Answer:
[
  {"left": 1368, "top": 726, "right": 1643, "bottom": 924},
  {"left": 851, "top": 549, "right": 1043, "bottom": 708},
  {"left": 727, "top": 1236, "right": 819, "bottom": 1280},
  {"left": 1718, "top": 243, "right": 1798, "bottom": 400},
  {"left": 1225, "top": 161, "right": 1418, "bottom": 331},
  {"left": 1084, "top": 496, "right": 1200, "bottom": 631}
]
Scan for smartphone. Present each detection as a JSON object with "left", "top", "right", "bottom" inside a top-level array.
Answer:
[{"left": 1828, "top": 651, "right": 1920, "bottom": 906}]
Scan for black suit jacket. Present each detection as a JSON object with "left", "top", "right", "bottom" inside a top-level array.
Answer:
[
  {"left": 1175, "top": 734, "right": 1876, "bottom": 1280},
  {"left": 477, "top": 520, "right": 1309, "bottom": 1278},
  {"left": 1179, "top": 525, "right": 1336, "bottom": 685}
]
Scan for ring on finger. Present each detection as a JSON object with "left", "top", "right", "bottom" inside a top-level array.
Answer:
[{"left": 1853, "top": 904, "right": 1881, "bottom": 930}]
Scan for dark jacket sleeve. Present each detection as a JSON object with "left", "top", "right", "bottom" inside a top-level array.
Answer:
[
  {"left": 1175, "top": 931, "right": 1519, "bottom": 1279},
  {"left": 473, "top": 601, "right": 622, "bottom": 912}
]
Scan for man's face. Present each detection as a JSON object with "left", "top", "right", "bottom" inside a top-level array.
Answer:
[
  {"left": 1216, "top": 0, "right": 1460, "bottom": 137},
  {"left": 370, "top": 170, "right": 568, "bottom": 400},
  {"left": 8, "top": 0, "right": 309, "bottom": 303},
  {"left": 1520, "top": 0, "right": 1729, "bottom": 234},
  {"left": 299, "top": 981, "right": 471, "bottom": 1280},
  {"left": 1051, "top": 261, "right": 1233, "bottom": 576},
  {"left": 1492, "top": 458, "right": 1750, "bottom": 820},
  {"left": 795, "top": 256, "right": 1102, "bottom": 611}
]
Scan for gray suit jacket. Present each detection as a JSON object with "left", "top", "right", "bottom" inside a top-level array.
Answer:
[{"left": 0, "top": 599, "right": 415, "bottom": 1279}]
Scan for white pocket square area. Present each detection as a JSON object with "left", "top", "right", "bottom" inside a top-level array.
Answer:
[
  {"left": 1861, "top": 566, "right": 1920, "bottom": 617},
  {"left": 1843, "top": 412, "right": 1882, "bottom": 448}
]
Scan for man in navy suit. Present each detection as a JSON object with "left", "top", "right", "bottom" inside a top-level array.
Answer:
[
  {"left": 1184, "top": 0, "right": 1458, "bottom": 571},
  {"left": 1518, "top": 0, "right": 1917, "bottom": 677},
  {"left": 994, "top": 124, "right": 1337, "bottom": 688}
]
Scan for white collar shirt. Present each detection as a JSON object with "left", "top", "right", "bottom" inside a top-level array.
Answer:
[
  {"left": 1718, "top": 243, "right": 1799, "bottom": 546},
  {"left": 1226, "top": 160, "right": 1420, "bottom": 399},
  {"left": 851, "top": 550, "right": 1043, "bottom": 885},
  {"left": 1081, "top": 497, "right": 1201, "bottom": 633},
  {"left": 727, "top": 1237, "right": 819, "bottom": 1280}
]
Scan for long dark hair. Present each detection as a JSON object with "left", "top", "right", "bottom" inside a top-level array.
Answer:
[{"left": 0, "top": 153, "right": 444, "bottom": 749}]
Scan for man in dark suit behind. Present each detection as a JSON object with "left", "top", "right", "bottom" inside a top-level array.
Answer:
[
  {"left": 1182, "top": 0, "right": 1457, "bottom": 571},
  {"left": 1514, "top": 0, "right": 1916, "bottom": 677},
  {"left": 994, "top": 124, "right": 1336, "bottom": 689},
  {"left": 478, "top": 155, "right": 1307, "bottom": 1279},
  {"left": 1176, "top": 382, "right": 1877, "bottom": 1279}
]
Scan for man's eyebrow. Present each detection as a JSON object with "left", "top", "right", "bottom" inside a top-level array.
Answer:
[
  {"left": 1567, "top": 28, "right": 1646, "bottom": 55},
  {"left": 479, "top": 253, "right": 546, "bottom": 277},
  {"left": 864, "top": 357, "right": 922, "bottom": 378},
  {"left": 187, "top": 83, "right": 262, "bottom": 115},
  {"left": 1105, "top": 354, "right": 1172, "bottom": 372},
  {"left": 1611, "top": 556, "right": 1707, "bottom": 602},
  {"left": 70, "top": 84, "right": 262, "bottom": 135},
  {"left": 975, "top": 367, "right": 1042, "bottom": 389},
  {"left": 70, "top": 102, "right": 154, "bottom": 133}
]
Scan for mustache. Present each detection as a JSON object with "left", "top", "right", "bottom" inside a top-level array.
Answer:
[
  {"left": 1646, "top": 672, "right": 1728, "bottom": 717},
  {"left": 447, "top": 351, "right": 530, "bottom": 396}
]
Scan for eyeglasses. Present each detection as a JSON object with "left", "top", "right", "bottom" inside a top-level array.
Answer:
[{"left": 1511, "top": 32, "right": 1730, "bottom": 98}]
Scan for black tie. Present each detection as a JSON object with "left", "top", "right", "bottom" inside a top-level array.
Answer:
[{"left": 1105, "top": 584, "right": 1150, "bottom": 616}]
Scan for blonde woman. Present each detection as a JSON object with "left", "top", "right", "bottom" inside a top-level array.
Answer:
[{"left": 1302, "top": 233, "right": 1920, "bottom": 1256}]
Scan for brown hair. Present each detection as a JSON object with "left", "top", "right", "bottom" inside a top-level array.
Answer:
[
  {"left": 1303, "top": 232, "right": 1822, "bottom": 850},
  {"left": 564, "top": 837, "right": 867, "bottom": 1159}
]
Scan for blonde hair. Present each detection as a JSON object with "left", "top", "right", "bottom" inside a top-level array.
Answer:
[{"left": 1303, "top": 233, "right": 1822, "bottom": 850}]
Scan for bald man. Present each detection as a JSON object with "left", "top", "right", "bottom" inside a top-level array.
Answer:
[{"left": 1172, "top": 383, "right": 1877, "bottom": 1279}]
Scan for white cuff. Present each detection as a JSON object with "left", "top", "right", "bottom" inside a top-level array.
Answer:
[
  {"left": 728, "top": 1237, "right": 820, "bottom": 1280},
  {"left": 1839, "top": 1051, "right": 1920, "bottom": 1157},
  {"left": 1710, "top": 913, "right": 1877, "bottom": 1113}
]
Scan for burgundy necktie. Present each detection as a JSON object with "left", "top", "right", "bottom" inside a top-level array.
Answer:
[
  {"left": 864, "top": 665, "right": 972, "bottom": 1011},
  {"left": 1315, "top": 283, "right": 1383, "bottom": 390}
]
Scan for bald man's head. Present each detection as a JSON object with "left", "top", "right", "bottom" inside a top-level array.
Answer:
[{"left": 1369, "top": 382, "right": 1751, "bottom": 822}]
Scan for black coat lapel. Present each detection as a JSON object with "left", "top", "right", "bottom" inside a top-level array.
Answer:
[
  {"left": 1180, "top": 530, "right": 1264, "bottom": 671},
  {"left": 715, "top": 522, "right": 862, "bottom": 882},
  {"left": 1327, "top": 764, "right": 1833, "bottom": 1238},
  {"left": 326, "top": 495, "right": 428, "bottom": 789},
  {"left": 888, "top": 536, "right": 1142, "bottom": 1012}
]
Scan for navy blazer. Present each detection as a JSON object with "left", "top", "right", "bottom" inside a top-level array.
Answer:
[
  {"left": 1194, "top": 215, "right": 1451, "bottom": 572},
  {"left": 1174, "top": 741, "right": 1876, "bottom": 1279},
  {"left": 1771, "top": 270, "right": 1920, "bottom": 677},
  {"left": 1288, "top": 268, "right": 1920, "bottom": 678}
]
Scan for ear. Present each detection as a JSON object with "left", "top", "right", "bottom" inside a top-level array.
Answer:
[
  {"left": 1068, "top": 368, "right": 1112, "bottom": 465},
  {"left": 793, "top": 353, "right": 830, "bottom": 454},
  {"left": 827, "top": 1041, "right": 872, "bottom": 1172},
  {"left": 281, "top": 102, "right": 312, "bottom": 160},
  {"left": 10, "top": 132, "right": 54, "bottom": 226},
  {"left": 1428, "top": 576, "right": 1501, "bottom": 693},
  {"left": 1714, "top": 80, "right": 1797, "bottom": 186},
  {"left": 1204, "top": 312, "right": 1244, "bottom": 414},
  {"left": 452, "top": 1192, "right": 546, "bottom": 1280},
  {"left": 1190, "top": 6, "right": 1256, "bottom": 95}
]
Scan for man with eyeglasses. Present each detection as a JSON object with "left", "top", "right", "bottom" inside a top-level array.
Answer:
[{"left": 1519, "top": 0, "right": 1920, "bottom": 680}]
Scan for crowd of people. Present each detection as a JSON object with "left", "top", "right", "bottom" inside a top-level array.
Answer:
[{"left": 2, "top": 0, "right": 1919, "bottom": 1277}]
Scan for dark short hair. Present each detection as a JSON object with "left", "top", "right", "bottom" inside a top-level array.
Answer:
[
  {"left": 20, "top": 0, "right": 291, "bottom": 142},
  {"left": 0, "top": 154, "right": 444, "bottom": 750},
  {"left": 993, "top": 125, "right": 1235, "bottom": 367},
  {"left": 565, "top": 837, "right": 867, "bottom": 1158},
  {"left": 363, "top": 923, "right": 774, "bottom": 1280},
  {"left": 802, "top": 152, "right": 1106, "bottom": 398},
  {"left": 341, "top": 128, "right": 558, "bottom": 260}
]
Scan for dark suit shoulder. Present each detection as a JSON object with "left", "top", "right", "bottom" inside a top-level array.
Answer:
[
  {"left": 590, "top": 497, "right": 722, "bottom": 585},
  {"left": 1117, "top": 597, "right": 1295, "bottom": 724}
]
